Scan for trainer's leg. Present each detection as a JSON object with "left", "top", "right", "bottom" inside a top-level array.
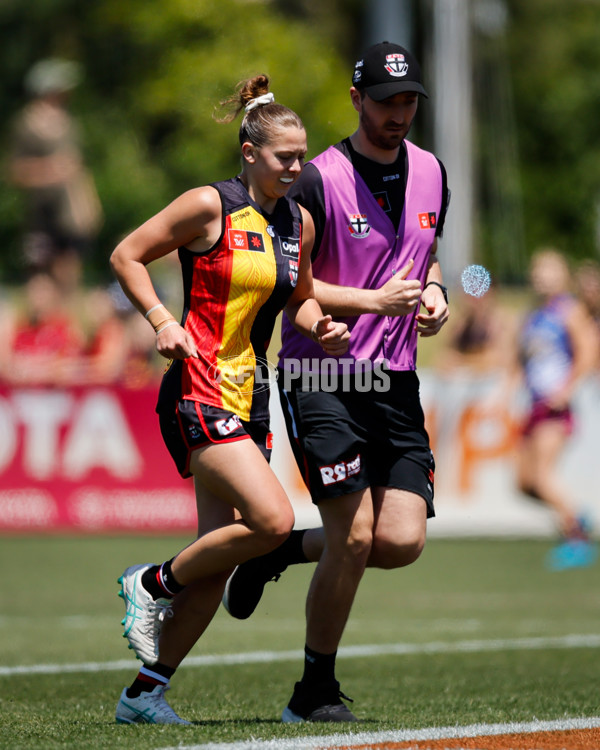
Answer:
[
  {"left": 268, "top": 487, "right": 427, "bottom": 571},
  {"left": 305, "top": 489, "right": 373, "bottom": 654},
  {"left": 367, "top": 487, "right": 427, "bottom": 569}
]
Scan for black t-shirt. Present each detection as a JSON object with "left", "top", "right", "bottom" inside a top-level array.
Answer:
[{"left": 289, "top": 138, "right": 449, "bottom": 261}]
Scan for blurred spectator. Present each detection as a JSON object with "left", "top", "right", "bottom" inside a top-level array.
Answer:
[
  {"left": 512, "top": 249, "right": 598, "bottom": 569},
  {"left": 6, "top": 58, "right": 103, "bottom": 287},
  {"left": 0, "top": 272, "right": 85, "bottom": 386},
  {"left": 436, "top": 286, "right": 516, "bottom": 376},
  {"left": 79, "top": 282, "right": 162, "bottom": 387}
]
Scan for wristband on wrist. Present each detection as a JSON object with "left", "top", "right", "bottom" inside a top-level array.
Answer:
[
  {"left": 424, "top": 281, "right": 449, "bottom": 303},
  {"left": 144, "top": 303, "right": 165, "bottom": 320},
  {"left": 155, "top": 320, "right": 179, "bottom": 335},
  {"left": 145, "top": 303, "right": 177, "bottom": 332}
]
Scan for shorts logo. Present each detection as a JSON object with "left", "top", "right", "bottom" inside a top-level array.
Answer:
[
  {"left": 418, "top": 212, "right": 437, "bottom": 230},
  {"left": 288, "top": 259, "right": 298, "bottom": 287},
  {"left": 188, "top": 424, "right": 201, "bottom": 440},
  {"left": 279, "top": 236, "right": 300, "bottom": 259},
  {"left": 228, "top": 228, "right": 265, "bottom": 252},
  {"left": 348, "top": 214, "right": 371, "bottom": 239},
  {"left": 319, "top": 453, "right": 361, "bottom": 485},
  {"left": 385, "top": 53, "right": 408, "bottom": 78},
  {"left": 215, "top": 414, "right": 243, "bottom": 437}
]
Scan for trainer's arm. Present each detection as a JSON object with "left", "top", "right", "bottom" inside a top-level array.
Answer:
[
  {"left": 416, "top": 239, "right": 449, "bottom": 337},
  {"left": 315, "top": 257, "right": 422, "bottom": 318}
]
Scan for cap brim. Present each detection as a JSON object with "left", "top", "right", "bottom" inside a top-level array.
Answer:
[{"left": 363, "top": 81, "right": 428, "bottom": 101}]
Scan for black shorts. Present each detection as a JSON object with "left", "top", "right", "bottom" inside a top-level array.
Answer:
[
  {"left": 278, "top": 369, "right": 435, "bottom": 516},
  {"left": 158, "top": 401, "right": 272, "bottom": 478}
]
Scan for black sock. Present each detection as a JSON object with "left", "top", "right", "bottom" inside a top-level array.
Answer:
[
  {"left": 271, "top": 529, "right": 309, "bottom": 567},
  {"left": 300, "top": 644, "right": 337, "bottom": 686},
  {"left": 126, "top": 662, "right": 176, "bottom": 698},
  {"left": 141, "top": 559, "right": 185, "bottom": 599}
]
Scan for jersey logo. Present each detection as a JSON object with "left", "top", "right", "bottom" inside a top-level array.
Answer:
[
  {"left": 385, "top": 53, "right": 408, "bottom": 78},
  {"left": 347, "top": 214, "right": 371, "bottom": 239},
  {"left": 279, "top": 236, "right": 300, "bottom": 259},
  {"left": 418, "top": 212, "right": 437, "bottom": 230},
  {"left": 288, "top": 259, "right": 298, "bottom": 287},
  {"left": 374, "top": 192, "right": 391, "bottom": 213},
  {"left": 228, "top": 228, "right": 265, "bottom": 252}
]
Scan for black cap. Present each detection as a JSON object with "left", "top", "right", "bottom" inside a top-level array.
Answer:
[{"left": 352, "top": 41, "right": 428, "bottom": 100}]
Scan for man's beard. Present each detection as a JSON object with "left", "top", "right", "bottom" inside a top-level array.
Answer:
[{"left": 360, "top": 110, "right": 407, "bottom": 151}]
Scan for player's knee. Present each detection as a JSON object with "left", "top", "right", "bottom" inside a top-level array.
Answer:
[
  {"left": 370, "top": 530, "right": 425, "bottom": 569},
  {"left": 255, "top": 505, "right": 295, "bottom": 551},
  {"left": 344, "top": 527, "right": 373, "bottom": 569}
]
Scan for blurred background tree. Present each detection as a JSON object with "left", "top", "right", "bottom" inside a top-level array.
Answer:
[{"left": 0, "top": 0, "right": 599, "bottom": 285}]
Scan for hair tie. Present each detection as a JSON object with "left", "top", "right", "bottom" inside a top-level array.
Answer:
[{"left": 244, "top": 92, "right": 275, "bottom": 113}]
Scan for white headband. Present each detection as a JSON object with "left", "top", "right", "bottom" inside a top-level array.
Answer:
[{"left": 244, "top": 92, "right": 275, "bottom": 113}]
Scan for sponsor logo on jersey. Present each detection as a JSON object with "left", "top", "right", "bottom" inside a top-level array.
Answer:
[
  {"left": 266, "top": 224, "right": 276, "bottom": 237},
  {"left": 279, "top": 236, "right": 301, "bottom": 259},
  {"left": 418, "top": 212, "right": 437, "bottom": 230},
  {"left": 319, "top": 453, "right": 361, "bottom": 485},
  {"left": 385, "top": 53, "right": 409, "bottom": 78},
  {"left": 228, "top": 228, "right": 265, "bottom": 252},
  {"left": 288, "top": 259, "right": 298, "bottom": 287},
  {"left": 347, "top": 214, "right": 371, "bottom": 239},
  {"left": 231, "top": 209, "right": 251, "bottom": 223},
  {"left": 215, "top": 414, "right": 243, "bottom": 437},
  {"left": 374, "top": 192, "right": 391, "bottom": 212}
]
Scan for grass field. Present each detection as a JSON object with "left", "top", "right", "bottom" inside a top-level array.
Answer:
[{"left": 1, "top": 535, "right": 598, "bottom": 749}]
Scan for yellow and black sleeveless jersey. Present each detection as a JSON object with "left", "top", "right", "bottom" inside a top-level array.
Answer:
[{"left": 157, "top": 176, "right": 303, "bottom": 423}]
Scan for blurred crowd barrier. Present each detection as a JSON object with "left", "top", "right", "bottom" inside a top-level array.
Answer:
[{"left": 0, "top": 370, "right": 598, "bottom": 536}]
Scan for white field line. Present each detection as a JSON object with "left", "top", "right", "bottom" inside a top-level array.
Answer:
[
  {"left": 158, "top": 716, "right": 600, "bottom": 750},
  {"left": 1, "top": 633, "right": 600, "bottom": 677}
]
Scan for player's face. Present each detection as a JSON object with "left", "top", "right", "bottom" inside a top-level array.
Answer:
[
  {"left": 357, "top": 91, "right": 419, "bottom": 151},
  {"left": 530, "top": 253, "right": 570, "bottom": 298},
  {"left": 244, "top": 126, "right": 307, "bottom": 207}
]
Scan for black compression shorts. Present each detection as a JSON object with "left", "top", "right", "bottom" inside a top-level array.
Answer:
[
  {"left": 278, "top": 369, "right": 435, "bottom": 516},
  {"left": 158, "top": 400, "right": 272, "bottom": 478}
]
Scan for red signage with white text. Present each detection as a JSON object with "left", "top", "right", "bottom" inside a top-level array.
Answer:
[{"left": 0, "top": 386, "right": 197, "bottom": 532}]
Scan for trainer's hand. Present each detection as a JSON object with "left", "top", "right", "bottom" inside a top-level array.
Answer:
[
  {"left": 156, "top": 323, "right": 198, "bottom": 359},
  {"left": 416, "top": 284, "right": 449, "bottom": 337},
  {"left": 312, "top": 315, "right": 350, "bottom": 356},
  {"left": 375, "top": 259, "right": 422, "bottom": 316}
]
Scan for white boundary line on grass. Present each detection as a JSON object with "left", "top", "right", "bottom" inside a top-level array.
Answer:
[
  {"left": 1, "top": 633, "right": 600, "bottom": 677},
  {"left": 158, "top": 716, "right": 600, "bottom": 750}
]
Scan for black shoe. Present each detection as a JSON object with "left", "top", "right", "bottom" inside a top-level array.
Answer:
[
  {"left": 281, "top": 680, "right": 358, "bottom": 722},
  {"left": 222, "top": 554, "right": 288, "bottom": 619}
]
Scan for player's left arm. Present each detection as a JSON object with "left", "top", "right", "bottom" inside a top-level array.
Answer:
[{"left": 416, "top": 239, "right": 450, "bottom": 337}]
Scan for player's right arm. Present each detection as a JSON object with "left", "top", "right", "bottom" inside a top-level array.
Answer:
[{"left": 110, "top": 186, "right": 221, "bottom": 359}]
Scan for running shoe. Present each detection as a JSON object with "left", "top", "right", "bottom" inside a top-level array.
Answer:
[
  {"left": 115, "top": 685, "right": 190, "bottom": 724},
  {"left": 281, "top": 680, "right": 358, "bottom": 722},
  {"left": 118, "top": 563, "right": 173, "bottom": 665},
  {"left": 222, "top": 554, "right": 288, "bottom": 619},
  {"left": 546, "top": 539, "right": 598, "bottom": 571}
]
